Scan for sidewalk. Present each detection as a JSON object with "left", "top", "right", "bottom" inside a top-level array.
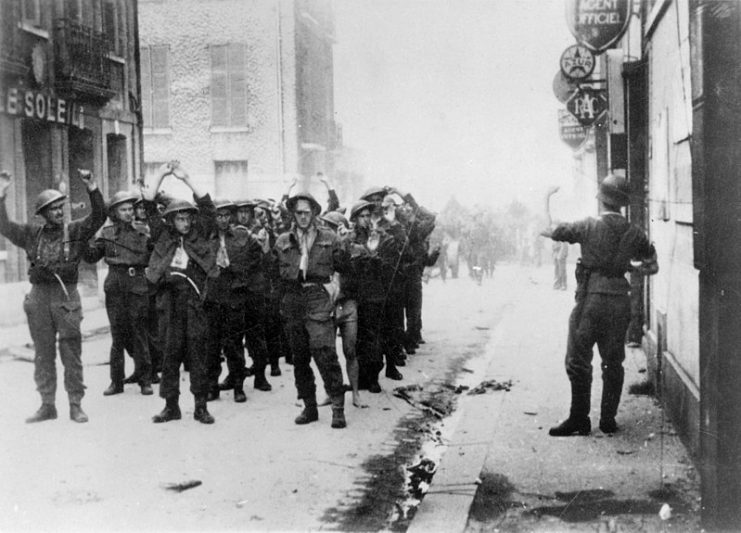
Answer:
[
  {"left": 410, "top": 265, "right": 700, "bottom": 532},
  {"left": 0, "top": 296, "right": 109, "bottom": 363}
]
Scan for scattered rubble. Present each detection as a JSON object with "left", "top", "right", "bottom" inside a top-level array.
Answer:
[
  {"left": 163, "top": 480, "right": 202, "bottom": 492},
  {"left": 468, "top": 379, "right": 512, "bottom": 394}
]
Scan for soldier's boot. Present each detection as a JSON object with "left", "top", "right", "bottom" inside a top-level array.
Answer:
[
  {"left": 123, "top": 372, "right": 140, "bottom": 385},
  {"left": 295, "top": 398, "right": 319, "bottom": 425},
  {"left": 152, "top": 397, "right": 182, "bottom": 423},
  {"left": 385, "top": 361, "right": 403, "bottom": 381},
  {"left": 599, "top": 365, "right": 624, "bottom": 434},
  {"left": 206, "top": 388, "right": 220, "bottom": 402},
  {"left": 103, "top": 382, "right": 124, "bottom": 396},
  {"left": 194, "top": 397, "right": 215, "bottom": 425},
  {"left": 233, "top": 379, "right": 247, "bottom": 403},
  {"left": 139, "top": 376, "right": 153, "bottom": 396},
  {"left": 330, "top": 394, "right": 346, "bottom": 429},
  {"left": 217, "top": 375, "right": 234, "bottom": 391},
  {"left": 270, "top": 357, "right": 282, "bottom": 376},
  {"left": 254, "top": 367, "right": 272, "bottom": 392},
  {"left": 69, "top": 403, "right": 89, "bottom": 423},
  {"left": 26, "top": 403, "right": 57, "bottom": 424},
  {"left": 549, "top": 384, "right": 591, "bottom": 437}
]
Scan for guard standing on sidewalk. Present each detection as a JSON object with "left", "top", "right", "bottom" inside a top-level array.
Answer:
[
  {"left": 0, "top": 169, "right": 105, "bottom": 423},
  {"left": 542, "top": 176, "right": 658, "bottom": 436},
  {"left": 273, "top": 192, "right": 348, "bottom": 428},
  {"left": 143, "top": 162, "right": 217, "bottom": 425},
  {"left": 85, "top": 190, "right": 153, "bottom": 397}
]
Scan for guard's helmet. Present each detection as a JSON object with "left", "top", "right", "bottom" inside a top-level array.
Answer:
[
  {"left": 349, "top": 200, "right": 373, "bottom": 220},
  {"left": 360, "top": 186, "right": 386, "bottom": 202},
  {"left": 596, "top": 174, "right": 629, "bottom": 207},
  {"left": 286, "top": 192, "right": 321, "bottom": 215},
  {"left": 108, "top": 190, "right": 139, "bottom": 211},
  {"left": 213, "top": 199, "right": 236, "bottom": 211},
  {"left": 162, "top": 199, "right": 198, "bottom": 217},
  {"left": 382, "top": 194, "right": 400, "bottom": 208},
  {"left": 35, "top": 189, "right": 67, "bottom": 215},
  {"left": 321, "top": 211, "right": 349, "bottom": 229}
]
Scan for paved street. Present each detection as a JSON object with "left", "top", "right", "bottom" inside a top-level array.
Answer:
[
  {"left": 0, "top": 263, "right": 700, "bottom": 531},
  {"left": 0, "top": 264, "right": 509, "bottom": 531}
]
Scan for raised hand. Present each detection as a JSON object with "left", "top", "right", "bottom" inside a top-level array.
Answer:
[
  {"left": 0, "top": 171, "right": 12, "bottom": 196},
  {"left": 78, "top": 169, "right": 96, "bottom": 190}
]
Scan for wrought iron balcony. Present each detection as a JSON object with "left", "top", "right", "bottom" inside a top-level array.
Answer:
[{"left": 54, "top": 18, "right": 115, "bottom": 102}]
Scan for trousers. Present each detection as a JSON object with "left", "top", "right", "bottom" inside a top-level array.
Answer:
[{"left": 23, "top": 283, "right": 84, "bottom": 405}]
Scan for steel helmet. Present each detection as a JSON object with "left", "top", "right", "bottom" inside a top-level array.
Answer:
[
  {"left": 162, "top": 199, "right": 198, "bottom": 217},
  {"left": 35, "top": 189, "right": 67, "bottom": 215},
  {"left": 321, "top": 211, "right": 349, "bottom": 229},
  {"left": 213, "top": 199, "right": 236, "bottom": 211},
  {"left": 235, "top": 199, "right": 257, "bottom": 209},
  {"left": 108, "top": 190, "right": 139, "bottom": 211},
  {"left": 360, "top": 186, "right": 386, "bottom": 202},
  {"left": 596, "top": 174, "right": 629, "bottom": 207},
  {"left": 350, "top": 200, "right": 373, "bottom": 220},
  {"left": 286, "top": 192, "right": 321, "bottom": 215}
]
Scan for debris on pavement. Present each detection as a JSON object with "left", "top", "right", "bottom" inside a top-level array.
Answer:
[
  {"left": 659, "top": 503, "right": 672, "bottom": 520},
  {"left": 163, "top": 480, "right": 202, "bottom": 492},
  {"left": 467, "top": 379, "right": 512, "bottom": 394}
]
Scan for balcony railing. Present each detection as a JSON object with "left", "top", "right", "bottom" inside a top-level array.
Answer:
[{"left": 54, "top": 18, "right": 115, "bottom": 102}]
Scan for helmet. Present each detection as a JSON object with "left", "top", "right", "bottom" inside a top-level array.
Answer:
[
  {"left": 596, "top": 174, "right": 629, "bottom": 207},
  {"left": 360, "top": 186, "right": 386, "bottom": 202},
  {"left": 286, "top": 192, "right": 321, "bottom": 215},
  {"left": 162, "top": 199, "right": 198, "bottom": 217},
  {"left": 108, "top": 190, "right": 139, "bottom": 211},
  {"left": 350, "top": 200, "right": 373, "bottom": 220},
  {"left": 235, "top": 199, "right": 257, "bottom": 209},
  {"left": 321, "top": 211, "right": 348, "bottom": 229},
  {"left": 213, "top": 199, "right": 236, "bottom": 211},
  {"left": 35, "top": 189, "right": 67, "bottom": 215}
]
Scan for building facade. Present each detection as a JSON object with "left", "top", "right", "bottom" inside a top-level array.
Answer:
[
  {"left": 0, "top": 0, "right": 143, "bottom": 313},
  {"left": 564, "top": 0, "right": 741, "bottom": 526},
  {"left": 138, "top": 0, "right": 349, "bottom": 206}
]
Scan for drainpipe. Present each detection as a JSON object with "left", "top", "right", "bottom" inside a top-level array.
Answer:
[{"left": 275, "top": 0, "right": 286, "bottom": 180}]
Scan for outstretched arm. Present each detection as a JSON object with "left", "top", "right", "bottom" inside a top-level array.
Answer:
[
  {"left": 540, "top": 186, "right": 560, "bottom": 238},
  {"left": 141, "top": 162, "right": 172, "bottom": 201}
]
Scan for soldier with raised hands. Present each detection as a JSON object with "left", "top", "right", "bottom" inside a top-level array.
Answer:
[
  {"left": 0, "top": 169, "right": 105, "bottom": 423},
  {"left": 85, "top": 190, "right": 154, "bottom": 397},
  {"left": 142, "top": 161, "right": 218, "bottom": 425}
]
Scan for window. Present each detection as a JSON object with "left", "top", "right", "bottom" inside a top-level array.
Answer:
[
  {"left": 210, "top": 43, "right": 247, "bottom": 128},
  {"left": 141, "top": 46, "right": 170, "bottom": 129},
  {"left": 214, "top": 160, "right": 248, "bottom": 197},
  {"left": 103, "top": 0, "right": 125, "bottom": 56},
  {"left": 22, "top": 0, "right": 40, "bottom": 26}
]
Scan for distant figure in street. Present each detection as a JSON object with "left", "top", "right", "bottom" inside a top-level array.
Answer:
[
  {"left": 552, "top": 240, "right": 568, "bottom": 290},
  {"left": 541, "top": 175, "right": 658, "bottom": 436},
  {"left": 0, "top": 169, "right": 105, "bottom": 424}
]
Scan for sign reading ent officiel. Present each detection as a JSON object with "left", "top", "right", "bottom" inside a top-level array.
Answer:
[{"left": 565, "top": 0, "right": 632, "bottom": 53}]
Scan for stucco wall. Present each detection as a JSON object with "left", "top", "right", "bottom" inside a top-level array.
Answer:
[
  {"left": 139, "top": 0, "right": 298, "bottom": 201},
  {"left": 646, "top": 0, "right": 699, "bottom": 388}
]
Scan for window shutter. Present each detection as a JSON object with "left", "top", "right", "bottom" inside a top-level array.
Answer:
[
  {"left": 228, "top": 43, "right": 246, "bottom": 126},
  {"left": 211, "top": 45, "right": 228, "bottom": 127},
  {"left": 140, "top": 47, "right": 152, "bottom": 127},
  {"left": 151, "top": 46, "right": 169, "bottom": 128}
]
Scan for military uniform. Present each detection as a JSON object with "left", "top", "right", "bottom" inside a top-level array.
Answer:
[
  {"left": 205, "top": 222, "right": 267, "bottom": 401},
  {"left": 145, "top": 195, "right": 217, "bottom": 422},
  {"left": 273, "top": 216, "right": 347, "bottom": 426},
  {"left": 86, "top": 218, "right": 153, "bottom": 393},
  {"left": 0, "top": 187, "right": 105, "bottom": 419},
  {"left": 551, "top": 212, "right": 653, "bottom": 433}
]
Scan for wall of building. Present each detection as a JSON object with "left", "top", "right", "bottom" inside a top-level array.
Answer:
[
  {"left": 139, "top": 0, "right": 302, "bottom": 201},
  {"left": 644, "top": 0, "right": 700, "bottom": 454}
]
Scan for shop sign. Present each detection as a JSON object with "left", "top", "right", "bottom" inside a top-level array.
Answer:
[
  {"left": 565, "top": 0, "right": 632, "bottom": 53},
  {"left": 553, "top": 70, "right": 579, "bottom": 104},
  {"left": 0, "top": 85, "right": 84, "bottom": 127},
  {"left": 566, "top": 87, "right": 608, "bottom": 126},
  {"left": 558, "top": 109, "right": 588, "bottom": 150},
  {"left": 560, "top": 44, "right": 596, "bottom": 80}
]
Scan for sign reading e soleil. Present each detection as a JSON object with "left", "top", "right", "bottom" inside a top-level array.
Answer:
[{"left": 565, "top": 0, "right": 632, "bottom": 54}]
